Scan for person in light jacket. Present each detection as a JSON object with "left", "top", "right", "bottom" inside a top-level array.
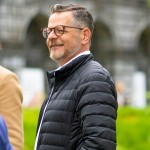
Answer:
[
  {"left": 35, "top": 3, "right": 118, "bottom": 150},
  {"left": 0, "top": 66, "right": 24, "bottom": 150}
]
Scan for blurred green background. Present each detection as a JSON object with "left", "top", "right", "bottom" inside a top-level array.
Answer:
[{"left": 23, "top": 107, "right": 150, "bottom": 150}]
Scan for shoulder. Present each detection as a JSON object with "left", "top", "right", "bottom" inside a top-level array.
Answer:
[
  {"left": 76, "top": 60, "right": 118, "bottom": 111},
  {"left": 77, "top": 59, "right": 117, "bottom": 96},
  {"left": 0, "top": 66, "right": 18, "bottom": 81},
  {"left": 0, "top": 66, "right": 15, "bottom": 75},
  {"left": 79, "top": 60, "right": 112, "bottom": 82}
]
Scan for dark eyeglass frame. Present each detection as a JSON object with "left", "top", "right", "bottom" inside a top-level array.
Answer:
[{"left": 41, "top": 25, "right": 84, "bottom": 38}]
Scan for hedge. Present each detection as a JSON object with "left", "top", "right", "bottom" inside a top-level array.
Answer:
[{"left": 23, "top": 107, "right": 150, "bottom": 150}]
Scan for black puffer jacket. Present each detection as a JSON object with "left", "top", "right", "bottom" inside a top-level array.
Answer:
[{"left": 36, "top": 54, "right": 118, "bottom": 150}]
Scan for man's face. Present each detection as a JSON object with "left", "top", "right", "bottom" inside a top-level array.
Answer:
[{"left": 46, "top": 11, "right": 83, "bottom": 66}]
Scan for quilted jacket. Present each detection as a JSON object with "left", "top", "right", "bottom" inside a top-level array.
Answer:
[{"left": 36, "top": 54, "right": 118, "bottom": 150}]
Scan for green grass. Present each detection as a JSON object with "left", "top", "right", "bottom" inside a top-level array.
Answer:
[
  {"left": 23, "top": 107, "right": 150, "bottom": 150},
  {"left": 23, "top": 108, "right": 40, "bottom": 150}
]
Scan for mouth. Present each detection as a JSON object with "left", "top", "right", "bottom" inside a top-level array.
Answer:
[{"left": 50, "top": 44, "right": 63, "bottom": 48}]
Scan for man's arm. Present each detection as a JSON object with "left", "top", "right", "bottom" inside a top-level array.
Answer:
[
  {"left": 78, "top": 73, "right": 118, "bottom": 150},
  {"left": 0, "top": 72, "right": 24, "bottom": 150}
]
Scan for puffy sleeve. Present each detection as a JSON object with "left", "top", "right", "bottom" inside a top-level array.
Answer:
[{"left": 77, "top": 72, "right": 118, "bottom": 150}]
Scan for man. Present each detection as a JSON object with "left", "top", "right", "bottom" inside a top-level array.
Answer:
[
  {"left": 0, "top": 66, "right": 24, "bottom": 150},
  {"left": 35, "top": 3, "right": 118, "bottom": 150}
]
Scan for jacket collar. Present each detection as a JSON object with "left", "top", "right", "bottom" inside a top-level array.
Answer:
[
  {"left": 47, "top": 53, "right": 93, "bottom": 82},
  {"left": 56, "top": 51, "right": 91, "bottom": 70}
]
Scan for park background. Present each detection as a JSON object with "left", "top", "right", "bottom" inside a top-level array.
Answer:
[{"left": 1, "top": 0, "right": 150, "bottom": 149}]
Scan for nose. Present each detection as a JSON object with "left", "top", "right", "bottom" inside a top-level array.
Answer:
[{"left": 47, "top": 30, "right": 57, "bottom": 39}]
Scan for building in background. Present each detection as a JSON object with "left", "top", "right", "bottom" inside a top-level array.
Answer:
[{"left": 0, "top": 0, "right": 150, "bottom": 107}]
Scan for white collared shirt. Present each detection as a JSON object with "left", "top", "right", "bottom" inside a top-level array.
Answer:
[{"left": 56, "top": 50, "right": 91, "bottom": 71}]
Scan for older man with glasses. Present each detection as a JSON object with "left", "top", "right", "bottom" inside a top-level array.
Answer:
[{"left": 35, "top": 3, "right": 118, "bottom": 150}]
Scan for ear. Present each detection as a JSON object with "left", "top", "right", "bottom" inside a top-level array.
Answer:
[{"left": 81, "top": 28, "right": 91, "bottom": 45}]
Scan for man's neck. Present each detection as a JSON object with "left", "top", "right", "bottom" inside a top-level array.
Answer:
[{"left": 56, "top": 50, "right": 90, "bottom": 70}]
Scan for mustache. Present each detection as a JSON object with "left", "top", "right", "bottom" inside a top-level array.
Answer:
[{"left": 47, "top": 40, "right": 63, "bottom": 48}]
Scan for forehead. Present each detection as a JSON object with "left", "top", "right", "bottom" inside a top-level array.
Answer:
[{"left": 48, "top": 12, "right": 74, "bottom": 27}]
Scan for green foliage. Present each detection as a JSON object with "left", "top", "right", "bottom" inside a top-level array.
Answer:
[
  {"left": 23, "top": 108, "right": 40, "bottom": 150},
  {"left": 23, "top": 107, "right": 150, "bottom": 150},
  {"left": 148, "top": 0, "right": 150, "bottom": 6},
  {"left": 117, "top": 107, "right": 150, "bottom": 150}
]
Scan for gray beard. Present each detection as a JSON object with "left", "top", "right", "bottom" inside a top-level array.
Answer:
[{"left": 50, "top": 46, "right": 80, "bottom": 63}]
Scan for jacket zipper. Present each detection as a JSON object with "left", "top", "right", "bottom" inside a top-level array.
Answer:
[{"left": 34, "top": 86, "right": 54, "bottom": 150}]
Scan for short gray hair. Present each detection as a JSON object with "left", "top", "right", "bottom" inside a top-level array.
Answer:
[{"left": 50, "top": 4, "right": 94, "bottom": 35}]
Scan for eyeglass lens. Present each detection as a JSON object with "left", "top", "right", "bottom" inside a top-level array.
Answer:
[{"left": 42, "top": 26, "right": 64, "bottom": 38}]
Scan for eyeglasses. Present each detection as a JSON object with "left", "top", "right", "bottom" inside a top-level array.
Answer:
[{"left": 41, "top": 25, "right": 84, "bottom": 38}]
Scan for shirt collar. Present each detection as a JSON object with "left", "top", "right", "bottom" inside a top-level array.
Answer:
[{"left": 56, "top": 50, "right": 90, "bottom": 71}]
